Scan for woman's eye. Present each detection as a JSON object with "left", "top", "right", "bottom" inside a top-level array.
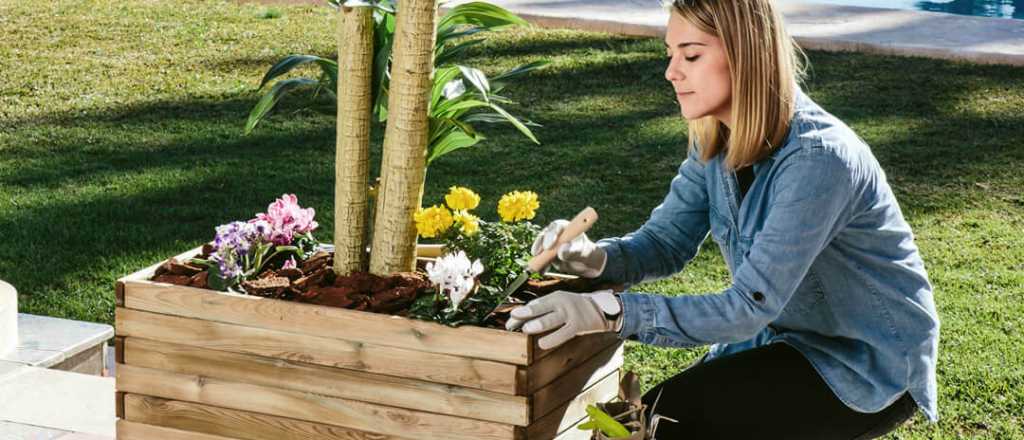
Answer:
[{"left": 685, "top": 55, "right": 700, "bottom": 62}]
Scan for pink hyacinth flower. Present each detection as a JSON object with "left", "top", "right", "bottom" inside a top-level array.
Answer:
[{"left": 255, "top": 194, "right": 318, "bottom": 245}]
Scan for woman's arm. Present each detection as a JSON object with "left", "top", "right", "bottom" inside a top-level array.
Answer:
[
  {"left": 617, "top": 148, "right": 856, "bottom": 346},
  {"left": 594, "top": 147, "right": 712, "bottom": 287}
]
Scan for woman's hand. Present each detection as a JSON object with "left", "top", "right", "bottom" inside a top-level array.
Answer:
[
  {"left": 505, "top": 289, "right": 621, "bottom": 349},
  {"left": 532, "top": 219, "right": 608, "bottom": 278}
]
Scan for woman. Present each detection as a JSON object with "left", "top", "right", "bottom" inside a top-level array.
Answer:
[{"left": 504, "top": 0, "right": 940, "bottom": 438}]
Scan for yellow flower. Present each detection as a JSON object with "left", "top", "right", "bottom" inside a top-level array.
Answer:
[
  {"left": 497, "top": 190, "right": 540, "bottom": 223},
  {"left": 453, "top": 210, "right": 480, "bottom": 236},
  {"left": 414, "top": 205, "right": 454, "bottom": 238},
  {"left": 445, "top": 186, "right": 480, "bottom": 211}
]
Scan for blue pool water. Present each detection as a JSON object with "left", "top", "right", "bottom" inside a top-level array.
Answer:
[{"left": 781, "top": 0, "right": 1024, "bottom": 19}]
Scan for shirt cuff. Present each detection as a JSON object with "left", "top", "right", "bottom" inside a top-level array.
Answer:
[
  {"left": 616, "top": 292, "right": 655, "bottom": 340},
  {"left": 595, "top": 239, "right": 626, "bottom": 284}
]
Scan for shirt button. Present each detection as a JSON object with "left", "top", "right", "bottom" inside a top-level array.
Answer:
[{"left": 752, "top": 291, "right": 765, "bottom": 302}]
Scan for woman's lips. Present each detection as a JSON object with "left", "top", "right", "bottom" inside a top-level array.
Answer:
[{"left": 676, "top": 92, "right": 694, "bottom": 96}]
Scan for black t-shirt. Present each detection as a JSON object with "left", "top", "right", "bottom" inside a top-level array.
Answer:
[{"left": 737, "top": 165, "right": 755, "bottom": 202}]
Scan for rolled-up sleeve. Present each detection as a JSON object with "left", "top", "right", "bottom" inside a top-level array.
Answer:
[
  {"left": 615, "top": 149, "right": 856, "bottom": 346},
  {"left": 595, "top": 147, "right": 712, "bottom": 288}
]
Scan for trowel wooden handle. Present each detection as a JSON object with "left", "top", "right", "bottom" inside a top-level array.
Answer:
[{"left": 527, "top": 207, "right": 598, "bottom": 273}]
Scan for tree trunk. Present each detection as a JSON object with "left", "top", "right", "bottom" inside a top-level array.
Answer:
[
  {"left": 333, "top": 5, "right": 375, "bottom": 276},
  {"left": 369, "top": 0, "right": 438, "bottom": 275}
]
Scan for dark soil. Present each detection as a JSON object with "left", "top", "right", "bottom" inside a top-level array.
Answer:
[{"left": 150, "top": 246, "right": 623, "bottom": 328}]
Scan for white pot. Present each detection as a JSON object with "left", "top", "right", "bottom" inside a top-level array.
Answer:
[{"left": 0, "top": 280, "right": 17, "bottom": 356}]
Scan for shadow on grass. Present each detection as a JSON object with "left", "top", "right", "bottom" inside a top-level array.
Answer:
[{"left": 1, "top": 34, "right": 1022, "bottom": 323}]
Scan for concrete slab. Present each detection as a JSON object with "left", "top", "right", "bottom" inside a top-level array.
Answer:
[
  {"left": 439, "top": 0, "right": 1024, "bottom": 66},
  {"left": 0, "top": 367, "right": 115, "bottom": 438},
  {"left": 0, "top": 421, "right": 70, "bottom": 440},
  {"left": 1, "top": 314, "right": 113, "bottom": 372}
]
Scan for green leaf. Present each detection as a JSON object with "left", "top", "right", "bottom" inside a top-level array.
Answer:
[
  {"left": 457, "top": 65, "right": 490, "bottom": 101},
  {"left": 486, "top": 102, "right": 540, "bottom": 144},
  {"left": 463, "top": 112, "right": 541, "bottom": 127},
  {"left": 430, "top": 66, "right": 464, "bottom": 112},
  {"left": 207, "top": 269, "right": 231, "bottom": 292},
  {"left": 245, "top": 78, "right": 319, "bottom": 134},
  {"left": 490, "top": 60, "right": 550, "bottom": 90},
  {"left": 435, "top": 38, "right": 485, "bottom": 66},
  {"left": 584, "top": 405, "right": 631, "bottom": 438},
  {"left": 257, "top": 55, "right": 337, "bottom": 90},
  {"left": 428, "top": 127, "right": 483, "bottom": 164},
  {"left": 438, "top": 2, "right": 529, "bottom": 31},
  {"left": 433, "top": 98, "right": 489, "bottom": 119},
  {"left": 436, "top": 26, "right": 485, "bottom": 48}
]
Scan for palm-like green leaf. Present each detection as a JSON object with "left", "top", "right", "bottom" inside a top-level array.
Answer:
[
  {"left": 257, "top": 55, "right": 337, "bottom": 90},
  {"left": 430, "top": 66, "right": 465, "bottom": 111},
  {"left": 486, "top": 102, "right": 539, "bottom": 144},
  {"left": 435, "top": 38, "right": 486, "bottom": 66},
  {"left": 249, "top": 0, "right": 543, "bottom": 163},
  {"left": 438, "top": 2, "right": 528, "bottom": 31},
  {"left": 428, "top": 127, "right": 484, "bottom": 164},
  {"left": 457, "top": 65, "right": 490, "bottom": 101},
  {"left": 246, "top": 78, "right": 319, "bottom": 134},
  {"left": 490, "top": 60, "right": 550, "bottom": 91}
]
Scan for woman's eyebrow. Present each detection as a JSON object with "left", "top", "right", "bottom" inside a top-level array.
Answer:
[{"left": 663, "top": 41, "right": 707, "bottom": 48}]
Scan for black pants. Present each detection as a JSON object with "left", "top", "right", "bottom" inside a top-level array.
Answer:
[{"left": 642, "top": 343, "right": 918, "bottom": 440}]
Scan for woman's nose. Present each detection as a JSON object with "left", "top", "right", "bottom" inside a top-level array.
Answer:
[{"left": 665, "top": 56, "right": 684, "bottom": 82}]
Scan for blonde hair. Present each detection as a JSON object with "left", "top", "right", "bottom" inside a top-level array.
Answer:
[{"left": 664, "top": 0, "right": 807, "bottom": 169}]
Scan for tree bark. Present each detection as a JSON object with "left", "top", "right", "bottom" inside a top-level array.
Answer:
[
  {"left": 333, "top": 5, "right": 375, "bottom": 276},
  {"left": 369, "top": 0, "right": 438, "bottom": 275}
]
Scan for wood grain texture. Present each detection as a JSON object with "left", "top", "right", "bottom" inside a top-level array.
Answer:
[
  {"left": 119, "top": 367, "right": 515, "bottom": 440},
  {"left": 116, "top": 307, "right": 519, "bottom": 394},
  {"left": 531, "top": 343, "right": 624, "bottom": 420},
  {"left": 528, "top": 332, "right": 621, "bottom": 393},
  {"left": 118, "top": 420, "right": 240, "bottom": 440},
  {"left": 120, "top": 279, "right": 531, "bottom": 365},
  {"left": 124, "top": 394, "right": 405, "bottom": 440},
  {"left": 526, "top": 371, "right": 620, "bottom": 440},
  {"left": 124, "top": 337, "right": 529, "bottom": 426}
]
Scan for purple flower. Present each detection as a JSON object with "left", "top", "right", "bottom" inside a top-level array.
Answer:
[
  {"left": 210, "top": 246, "right": 243, "bottom": 279},
  {"left": 254, "top": 194, "right": 318, "bottom": 245},
  {"left": 214, "top": 221, "right": 256, "bottom": 256}
]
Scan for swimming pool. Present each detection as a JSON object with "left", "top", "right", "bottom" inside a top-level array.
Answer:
[{"left": 781, "top": 0, "right": 1023, "bottom": 19}]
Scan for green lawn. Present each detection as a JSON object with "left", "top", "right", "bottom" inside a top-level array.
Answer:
[{"left": 1, "top": 0, "right": 1021, "bottom": 437}]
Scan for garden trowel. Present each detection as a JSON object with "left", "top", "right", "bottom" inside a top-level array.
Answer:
[{"left": 487, "top": 206, "right": 598, "bottom": 320}]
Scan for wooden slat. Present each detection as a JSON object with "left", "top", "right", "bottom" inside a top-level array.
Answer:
[
  {"left": 114, "top": 336, "right": 125, "bottom": 364},
  {"left": 119, "top": 366, "right": 515, "bottom": 440},
  {"left": 116, "top": 391, "right": 125, "bottom": 419},
  {"left": 118, "top": 420, "right": 240, "bottom": 440},
  {"left": 531, "top": 343, "right": 624, "bottom": 420},
  {"left": 124, "top": 337, "right": 529, "bottom": 426},
  {"left": 124, "top": 394, "right": 412, "bottom": 440},
  {"left": 526, "top": 371, "right": 620, "bottom": 440},
  {"left": 116, "top": 307, "right": 519, "bottom": 394},
  {"left": 553, "top": 420, "right": 593, "bottom": 440},
  {"left": 527, "top": 332, "right": 620, "bottom": 393},
  {"left": 121, "top": 279, "right": 531, "bottom": 365}
]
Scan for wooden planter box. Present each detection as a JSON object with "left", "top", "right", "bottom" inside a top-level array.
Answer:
[{"left": 114, "top": 245, "right": 623, "bottom": 440}]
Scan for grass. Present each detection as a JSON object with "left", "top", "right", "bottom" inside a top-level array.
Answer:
[{"left": 0, "top": 0, "right": 1021, "bottom": 437}]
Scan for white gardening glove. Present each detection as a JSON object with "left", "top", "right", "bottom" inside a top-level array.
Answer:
[
  {"left": 532, "top": 219, "right": 608, "bottom": 278},
  {"left": 505, "top": 289, "right": 621, "bottom": 350}
]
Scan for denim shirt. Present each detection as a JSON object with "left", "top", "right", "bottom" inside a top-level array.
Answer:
[{"left": 595, "top": 89, "right": 940, "bottom": 422}]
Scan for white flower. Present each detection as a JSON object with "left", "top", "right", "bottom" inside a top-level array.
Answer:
[{"left": 425, "top": 250, "right": 484, "bottom": 310}]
